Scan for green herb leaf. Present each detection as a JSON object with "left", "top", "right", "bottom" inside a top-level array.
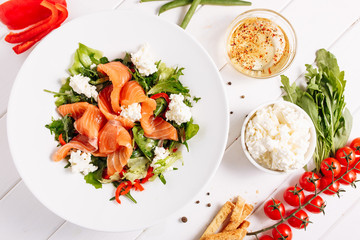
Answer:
[
  {"left": 153, "top": 97, "right": 168, "bottom": 117},
  {"left": 158, "top": 174, "right": 167, "bottom": 185},
  {"left": 185, "top": 118, "right": 199, "bottom": 140},
  {"left": 69, "top": 43, "right": 103, "bottom": 75},
  {"left": 132, "top": 125, "right": 158, "bottom": 159},
  {"left": 84, "top": 157, "right": 107, "bottom": 189},
  {"left": 45, "top": 115, "right": 76, "bottom": 143},
  {"left": 280, "top": 75, "right": 300, "bottom": 104},
  {"left": 281, "top": 49, "right": 352, "bottom": 171}
]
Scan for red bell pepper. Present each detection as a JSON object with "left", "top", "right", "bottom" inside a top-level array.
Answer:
[
  {"left": 150, "top": 93, "right": 170, "bottom": 104},
  {"left": 5, "top": 0, "right": 58, "bottom": 44},
  {"left": 115, "top": 181, "right": 132, "bottom": 204},
  {"left": 140, "top": 166, "right": 154, "bottom": 184},
  {"left": 58, "top": 133, "right": 66, "bottom": 146},
  {"left": 0, "top": 0, "right": 66, "bottom": 30},
  {"left": 12, "top": 2, "right": 68, "bottom": 54},
  {"left": 133, "top": 180, "right": 144, "bottom": 191}
]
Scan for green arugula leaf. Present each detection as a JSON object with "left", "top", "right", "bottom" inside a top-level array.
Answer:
[
  {"left": 281, "top": 49, "right": 352, "bottom": 171},
  {"left": 45, "top": 115, "right": 76, "bottom": 143},
  {"left": 185, "top": 118, "right": 199, "bottom": 140},
  {"left": 280, "top": 75, "right": 300, "bottom": 104},
  {"left": 84, "top": 157, "right": 107, "bottom": 189}
]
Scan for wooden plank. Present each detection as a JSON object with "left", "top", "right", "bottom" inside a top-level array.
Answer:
[
  {"left": 0, "top": 181, "right": 64, "bottom": 239},
  {"left": 49, "top": 222, "right": 143, "bottom": 240},
  {"left": 321, "top": 195, "right": 360, "bottom": 239},
  {"left": 0, "top": 116, "right": 21, "bottom": 199}
]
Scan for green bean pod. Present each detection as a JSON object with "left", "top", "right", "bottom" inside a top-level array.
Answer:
[
  {"left": 180, "top": 0, "right": 201, "bottom": 29},
  {"left": 159, "top": 0, "right": 251, "bottom": 15}
]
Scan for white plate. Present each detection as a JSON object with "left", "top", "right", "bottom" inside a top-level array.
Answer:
[{"left": 7, "top": 10, "right": 229, "bottom": 232}]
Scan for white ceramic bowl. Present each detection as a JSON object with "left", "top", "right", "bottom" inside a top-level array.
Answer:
[{"left": 240, "top": 100, "right": 316, "bottom": 174}]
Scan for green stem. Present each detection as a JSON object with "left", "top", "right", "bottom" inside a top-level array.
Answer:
[
  {"left": 180, "top": 0, "right": 201, "bottom": 29},
  {"left": 247, "top": 164, "right": 359, "bottom": 236},
  {"left": 159, "top": 0, "right": 251, "bottom": 14}
]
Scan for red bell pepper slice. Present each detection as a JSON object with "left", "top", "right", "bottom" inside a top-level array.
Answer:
[
  {"left": 140, "top": 166, "right": 154, "bottom": 184},
  {"left": 102, "top": 168, "right": 110, "bottom": 179},
  {"left": 133, "top": 180, "right": 144, "bottom": 191},
  {"left": 12, "top": 2, "right": 68, "bottom": 54},
  {"left": 114, "top": 181, "right": 132, "bottom": 204},
  {"left": 115, "top": 182, "right": 126, "bottom": 204},
  {"left": 150, "top": 93, "right": 170, "bottom": 104},
  {"left": 58, "top": 133, "right": 66, "bottom": 146},
  {"left": 0, "top": 0, "right": 66, "bottom": 30},
  {"left": 5, "top": 1, "right": 67, "bottom": 44}
]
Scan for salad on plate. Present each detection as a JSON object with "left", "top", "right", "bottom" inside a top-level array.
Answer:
[{"left": 45, "top": 43, "right": 200, "bottom": 204}]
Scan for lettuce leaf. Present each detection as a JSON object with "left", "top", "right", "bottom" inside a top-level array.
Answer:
[
  {"left": 123, "top": 157, "right": 149, "bottom": 183},
  {"left": 69, "top": 43, "right": 103, "bottom": 76},
  {"left": 152, "top": 151, "right": 183, "bottom": 176}
]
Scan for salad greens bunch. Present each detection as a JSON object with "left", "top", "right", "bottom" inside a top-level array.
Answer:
[
  {"left": 45, "top": 43, "right": 200, "bottom": 201},
  {"left": 281, "top": 49, "right": 352, "bottom": 171}
]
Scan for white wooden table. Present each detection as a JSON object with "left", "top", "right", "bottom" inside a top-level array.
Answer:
[{"left": 1, "top": 0, "right": 360, "bottom": 239}]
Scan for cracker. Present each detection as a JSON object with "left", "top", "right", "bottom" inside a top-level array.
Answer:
[
  {"left": 223, "top": 196, "right": 246, "bottom": 231},
  {"left": 200, "top": 201, "right": 235, "bottom": 239},
  {"left": 238, "top": 220, "right": 250, "bottom": 230},
  {"left": 238, "top": 204, "right": 253, "bottom": 223},
  {"left": 202, "top": 228, "right": 247, "bottom": 240}
]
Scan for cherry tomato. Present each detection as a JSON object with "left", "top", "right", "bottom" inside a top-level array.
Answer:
[
  {"left": 320, "top": 177, "right": 340, "bottom": 195},
  {"left": 336, "top": 147, "right": 356, "bottom": 166},
  {"left": 304, "top": 194, "right": 326, "bottom": 214},
  {"left": 350, "top": 138, "right": 360, "bottom": 156},
  {"left": 259, "top": 236, "right": 274, "bottom": 240},
  {"left": 272, "top": 223, "right": 292, "bottom": 240},
  {"left": 288, "top": 209, "right": 309, "bottom": 229},
  {"left": 337, "top": 167, "right": 357, "bottom": 185},
  {"left": 299, "top": 172, "right": 320, "bottom": 191},
  {"left": 264, "top": 199, "right": 285, "bottom": 220},
  {"left": 320, "top": 158, "right": 341, "bottom": 177},
  {"left": 283, "top": 186, "right": 305, "bottom": 207}
]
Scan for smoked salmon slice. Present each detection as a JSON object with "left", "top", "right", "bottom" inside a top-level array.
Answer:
[
  {"left": 98, "top": 85, "right": 135, "bottom": 129},
  {"left": 144, "top": 116, "right": 178, "bottom": 141},
  {"left": 107, "top": 146, "right": 133, "bottom": 176},
  {"left": 98, "top": 120, "right": 122, "bottom": 155},
  {"left": 98, "top": 85, "right": 116, "bottom": 120},
  {"left": 74, "top": 104, "right": 106, "bottom": 139},
  {"left": 53, "top": 134, "right": 98, "bottom": 162},
  {"left": 120, "top": 81, "right": 148, "bottom": 106},
  {"left": 58, "top": 102, "right": 90, "bottom": 120},
  {"left": 139, "top": 96, "right": 178, "bottom": 141},
  {"left": 97, "top": 62, "right": 132, "bottom": 114},
  {"left": 99, "top": 120, "right": 133, "bottom": 176}
]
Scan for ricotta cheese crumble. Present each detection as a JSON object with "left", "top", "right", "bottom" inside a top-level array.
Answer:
[
  {"left": 131, "top": 43, "right": 158, "bottom": 77},
  {"left": 120, "top": 103, "right": 142, "bottom": 122},
  {"left": 69, "top": 150, "right": 98, "bottom": 175},
  {"left": 69, "top": 74, "right": 98, "bottom": 101},
  {"left": 151, "top": 147, "right": 170, "bottom": 168},
  {"left": 245, "top": 102, "right": 311, "bottom": 171},
  {"left": 165, "top": 93, "right": 192, "bottom": 125}
]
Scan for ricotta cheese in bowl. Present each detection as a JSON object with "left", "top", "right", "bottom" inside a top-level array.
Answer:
[{"left": 241, "top": 101, "right": 316, "bottom": 173}]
